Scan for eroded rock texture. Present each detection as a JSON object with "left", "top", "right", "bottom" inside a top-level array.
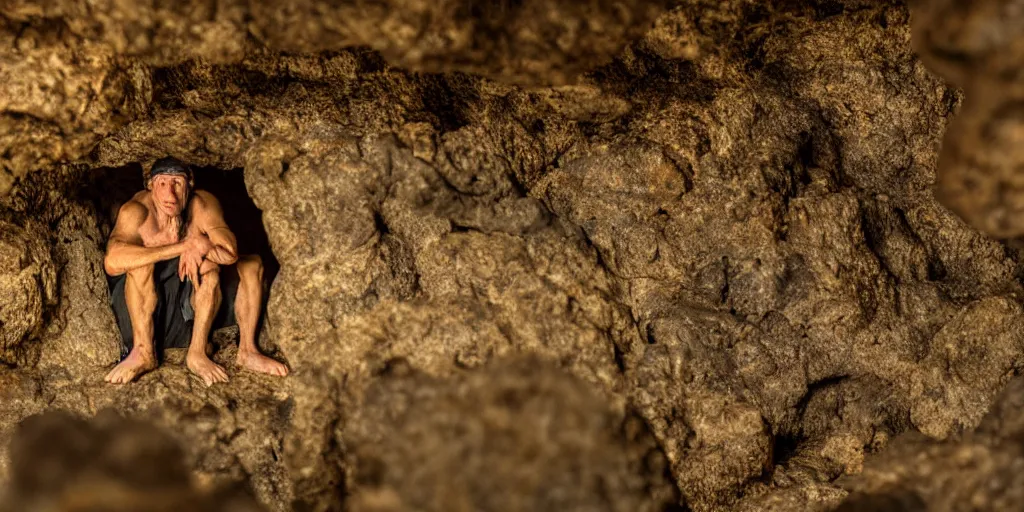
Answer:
[
  {"left": 2, "top": 0, "right": 1024, "bottom": 511},
  {"left": 0, "top": 0, "right": 668, "bottom": 195},
  {"left": 836, "top": 376, "right": 1024, "bottom": 511}
]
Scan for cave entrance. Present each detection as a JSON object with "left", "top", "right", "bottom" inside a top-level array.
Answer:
[{"left": 86, "top": 163, "right": 280, "bottom": 348}]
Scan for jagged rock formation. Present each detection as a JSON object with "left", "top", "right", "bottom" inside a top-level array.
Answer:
[
  {"left": 0, "top": 0, "right": 669, "bottom": 194},
  {"left": 2, "top": 0, "right": 1024, "bottom": 511}
]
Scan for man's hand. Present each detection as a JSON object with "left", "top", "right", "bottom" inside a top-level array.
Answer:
[{"left": 179, "top": 233, "right": 213, "bottom": 284}]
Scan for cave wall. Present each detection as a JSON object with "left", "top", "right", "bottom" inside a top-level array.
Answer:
[{"left": 2, "top": 0, "right": 1024, "bottom": 511}]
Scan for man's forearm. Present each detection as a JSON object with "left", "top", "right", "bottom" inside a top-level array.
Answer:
[
  {"left": 205, "top": 245, "right": 238, "bottom": 265},
  {"left": 104, "top": 241, "right": 185, "bottom": 276}
]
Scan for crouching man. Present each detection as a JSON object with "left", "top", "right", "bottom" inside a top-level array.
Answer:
[{"left": 103, "top": 157, "right": 288, "bottom": 386}]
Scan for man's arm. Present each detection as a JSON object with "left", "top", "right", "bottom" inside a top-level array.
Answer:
[
  {"left": 189, "top": 190, "right": 238, "bottom": 266},
  {"left": 104, "top": 202, "right": 186, "bottom": 276}
]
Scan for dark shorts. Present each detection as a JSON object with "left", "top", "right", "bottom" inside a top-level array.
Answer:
[{"left": 109, "top": 257, "right": 240, "bottom": 360}]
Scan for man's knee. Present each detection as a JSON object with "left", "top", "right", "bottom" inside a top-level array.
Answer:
[
  {"left": 190, "top": 267, "right": 221, "bottom": 310},
  {"left": 237, "top": 254, "right": 264, "bottom": 281},
  {"left": 125, "top": 264, "right": 157, "bottom": 313},
  {"left": 197, "top": 266, "right": 221, "bottom": 292},
  {"left": 126, "top": 263, "right": 155, "bottom": 283}
]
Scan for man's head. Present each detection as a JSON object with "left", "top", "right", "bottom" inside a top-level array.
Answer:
[{"left": 146, "top": 157, "right": 194, "bottom": 217}]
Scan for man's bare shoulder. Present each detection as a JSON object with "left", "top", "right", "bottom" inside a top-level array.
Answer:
[
  {"left": 191, "top": 189, "right": 218, "bottom": 205},
  {"left": 117, "top": 197, "right": 149, "bottom": 222},
  {"left": 109, "top": 199, "right": 149, "bottom": 243},
  {"left": 188, "top": 189, "right": 225, "bottom": 218}
]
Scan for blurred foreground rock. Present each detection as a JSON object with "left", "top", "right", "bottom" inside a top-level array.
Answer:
[
  {"left": 344, "top": 357, "right": 678, "bottom": 512},
  {"left": 1, "top": 411, "right": 263, "bottom": 512},
  {"left": 909, "top": 0, "right": 1024, "bottom": 237}
]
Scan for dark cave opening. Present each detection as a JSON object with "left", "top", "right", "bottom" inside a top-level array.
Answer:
[
  {"left": 83, "top": 162, "right": 281, "bottom": 354},
  {"left": 769, "top": 431, "right": 803, "bottom": 470},
  {"left": 192, "top": 166, "right": 280, "bottom": 281}
]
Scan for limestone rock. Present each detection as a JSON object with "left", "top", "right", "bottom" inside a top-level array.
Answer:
[
  {"left": 838, "top": 376, "right": 1024, "bottom": 510},
  {"left": 0, "top": 217, "right": 57, "bottom": 366},
  {"left": 0, "top": 27, "right": 146, "bottom": 195},
  {"left": 1, "top": 0, "right": 668, "bottom": 83},
  {"left": 0, "top": 368, "right": 45, "bottom": 480}
]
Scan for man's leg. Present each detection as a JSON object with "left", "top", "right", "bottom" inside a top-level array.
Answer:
[
  {"left": 186, "top": 262, "right": 229, "bottom": 386},
  {"left": 105, "top": 264, "right": 159, "bottom": 384},
  {"left": 235, "top": 254, "right": 288, "bottom": 376}
]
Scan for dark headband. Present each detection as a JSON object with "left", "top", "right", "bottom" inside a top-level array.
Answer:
[{"left": 148, "top": 157, "right": 193, "bottom": 182}]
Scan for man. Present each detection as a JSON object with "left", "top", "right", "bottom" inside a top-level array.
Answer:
[{"left": 103, "top": 157, "right": 288, "bottom": 386}]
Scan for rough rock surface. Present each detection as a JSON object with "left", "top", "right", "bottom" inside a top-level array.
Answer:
[
  {"left": 2, "top": 0, "right": 1024, "bottom": 511},
  {"left": 0, "top": 334, "right": 291, "bottom": 504},
  {"left": 0, "top": 0, "right": 669, "bottom": 195},
  {"left": 836, "top": 376, "right": 1024, "bottom": 510},
  {"left": 0, "top": 215, "right": 55, "bottom": 366}
]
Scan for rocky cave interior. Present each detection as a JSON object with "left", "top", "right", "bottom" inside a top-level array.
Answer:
[{"left": 2, "top": 0, "right": 1024, "bottom": 511}]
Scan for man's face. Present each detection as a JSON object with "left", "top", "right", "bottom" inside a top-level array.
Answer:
[{"left": 149, "top": 174, "right": 189, "bottom": 216}]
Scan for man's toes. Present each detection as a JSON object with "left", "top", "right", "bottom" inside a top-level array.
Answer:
[
  {"left": 200, "top": 365, "right": 228, "bottom": 385},
  {"left": 269, "top": 362, "right": 286, "bottom": 376}
]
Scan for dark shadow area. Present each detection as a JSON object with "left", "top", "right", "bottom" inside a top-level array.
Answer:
[
  {"left": 85, "top": 161, "right": 145, "bottom": 235},
  {"left": 770, "top": 431, "right": 802, "bottom": 469},
  {"left": 193, "top": 166, "right": 280, "bottom": 281}
]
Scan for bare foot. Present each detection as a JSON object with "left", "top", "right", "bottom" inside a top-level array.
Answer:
[
  {"left": 186, "top": 351, "right": 229, "bottom": 386},
  {"left": 237, "top": 349, "right": 289, "bottom": 377},
  {"left": 104, "top": 350, "right": 157, "bottom": 384}
]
